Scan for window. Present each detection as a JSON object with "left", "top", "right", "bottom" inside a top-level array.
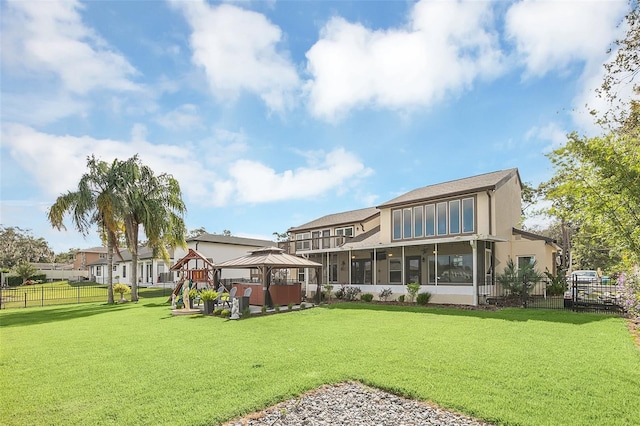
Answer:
[
  {"left": 517, "top": 256, "right": 535, "bottom": 270},
  {"left": 298, "top": 268, "right": 305, "bottom": 282},
  {"left": 462, "top": 198, "right": 474, "bottom": 233},
  {"left": 312, "top": 231, "right": 321, "bottom": 250},
  {"left": 436, "top": 202, "right": 447, "bottom": 235},
  {"left": 389, "top": 258, "right": 402, "bottom": 283},
  {"left": 428, "top": 253, "right": 473, "bottom": 284},
  {"left": 296, "top": 233, "right": 310, "bottom": 250},
  {"left": 403, "top": 208, "right": 412, "bottom": 239},
  {"left": 335, "top": 226, "right": 353, "bottom": 245},
  {"left": 392, "top": 210, "right": 402, "bottom": 240},
  {"left": 449, "top": 200, "right": 460, "bottom": 234},
  {"left": 96, "top": 266, "right": 102, "bottom": 276},
  {"left": 413, "top": 206, "right": 423, "bottom": 238},
  {"left": 425, "top": 204, "right": 435, "bottom": 236},
  {"left": 99, "top": 253, "right": 106, "bottom": 259},
  {"left": 122, "top": 265, "right": 127, "bottom": 278},
  {"left": 322, "top": 230, "right": 331, "bottom": 249}
]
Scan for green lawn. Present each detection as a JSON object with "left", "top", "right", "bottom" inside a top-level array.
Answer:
[{"left": 1, "top": 300, "right": 638, "bottom": 426}]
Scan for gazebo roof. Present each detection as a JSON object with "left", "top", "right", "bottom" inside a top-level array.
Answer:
[{"left": 214, "top": 246, "right": 322, "bottom": 269}]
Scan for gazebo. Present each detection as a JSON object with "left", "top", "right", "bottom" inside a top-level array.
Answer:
[{"left": 213, "top": 246, "right": 322, "bottom": 307}]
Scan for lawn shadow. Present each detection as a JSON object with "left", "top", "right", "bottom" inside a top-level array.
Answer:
[
  {"left": 0, "top": 303, "right": 130, "bottom": 328},
  {"left": 327, "top": 302, "right": 621, "bottom": 325}
]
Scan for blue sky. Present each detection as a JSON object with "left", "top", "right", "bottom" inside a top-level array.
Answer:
[{"left": 0, "top": 0, "right": 632, "bottom": 253}]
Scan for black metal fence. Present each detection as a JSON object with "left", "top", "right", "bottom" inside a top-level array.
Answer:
[
  {"left": 0, "top": 284, "right": 109, "bottom": 309},
  {"left": 480, "top": 277, "right": 623, "bottom": 314}
]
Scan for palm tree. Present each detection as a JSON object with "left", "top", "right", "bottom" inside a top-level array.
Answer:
[
  {"left": 116, "top": 156, "right": 187, "bottom": 302},
  {"left": 48, "top": 156, "right": 122, "bottom": 304}
]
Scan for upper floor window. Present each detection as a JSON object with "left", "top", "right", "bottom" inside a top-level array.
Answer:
[
  {"left": 296, "top": 233, "right": 310, "bottom": 250},
  {"left": 335, "top": 226, "right": 353, "bottom": 245},
  {"left": 391, "top": 196, "right": 475, "bottom": 241},
  {"left": 99, "top": 253, "right": 106, "bottom": 259}
]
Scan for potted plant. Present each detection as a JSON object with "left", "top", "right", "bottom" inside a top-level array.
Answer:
[
  {"left": 200, "top": 289, "right": 218, "bottom": 315},
  {"left": 113, "top": 283, "right": 131, "bottom": 303}
]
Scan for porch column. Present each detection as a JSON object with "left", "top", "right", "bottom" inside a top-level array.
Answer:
[
  {"left": 373, "top": 248, "right": 377, "bottom": 286},
  {"left": 401, "top": 246, "right": 405, "bottom": 285},
  {"left": 471, "top": 240, "right": 478, "bottom": 306},
  {"left": 348, "top": 249, "right": 352, "bottom": 285},
  {"left": 434, "top": 243, "right": 438, "bottom": 287}
]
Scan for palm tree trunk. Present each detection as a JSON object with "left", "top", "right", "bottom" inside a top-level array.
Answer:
[
  {"left": 107, "top": 232, "right": 115, "bottom": 304},
  {"left": 128, "top": 223, "right": 139, "bottom": 302}
]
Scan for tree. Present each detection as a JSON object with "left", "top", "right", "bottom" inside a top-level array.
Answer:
[
  {"left": 54, "top": 248, "right": 80, "bottom": 264},
  {"left": 595, "top": 4, "right": 639, "bottom": 131},
  {"left": 0, "top": 226, "right": 54, "bottom": 269},
  {"left": 115, "top": 156, "right": 187, "bottom": 302},
  {"left": 13, "top": 262, "right": 37, "bottom": 284},
  {"left": 540, "top": 132, "right": 640, "bottom": 267},
  {"left": 497, "top": 258, "right": 544, "bottom": 303},
  {"left": 187, "top": 227, "right": 207, "bottom": 239},
  {"left": 48, "top": 156, "right": 122, "bottom": 304}
]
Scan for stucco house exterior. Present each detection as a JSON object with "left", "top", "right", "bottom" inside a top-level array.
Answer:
[
  {"left": 288, "top": 168, "right": 560, "bottom": 306},
  {"left": 74, "top": 246, "right": 109, "bottom": 270}
]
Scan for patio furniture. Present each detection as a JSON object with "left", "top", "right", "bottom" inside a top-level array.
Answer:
[
  {"left": 223, "top": 287, "right": 237, "bottom": 308},
  {"left": 215, "top": 286, "right": 225, "bottom": 308},
  {"left": 243, "top": 287, "right": 252, "bottom": 298}
]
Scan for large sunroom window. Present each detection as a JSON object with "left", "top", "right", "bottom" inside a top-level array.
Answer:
[{"left": 390, "top": 197, "right": 475, "bottom": 240}]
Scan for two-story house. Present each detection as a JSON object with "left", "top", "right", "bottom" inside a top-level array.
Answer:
[{"left": 288, "top": 168, "right": 559, "bottom": 306}]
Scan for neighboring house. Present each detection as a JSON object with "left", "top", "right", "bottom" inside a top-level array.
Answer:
[
  {"left": 173, "top": 234, "right": 275, "bottom": 282},
  {"left": 87, "top": 246, "right": 175, "bottom": 286},
  {"left": 73, "top": 246, "right": 109, "bottom": 270},
  {"left": 288, "top": 168, "right": 560, "bottom": 306}
]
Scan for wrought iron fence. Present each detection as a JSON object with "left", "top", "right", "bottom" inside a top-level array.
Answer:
[
  {"left": 0, "top": 284, "right": 109, "bottom": 309},
  {"left": 479, "top": 277, "right": 623, "bottom": 314}
]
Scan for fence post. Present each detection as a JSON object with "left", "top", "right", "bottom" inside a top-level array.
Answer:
[
  {"left": 42, "top": 286, "right": 44, "bottom": 307},
  {"left": 78, "top": 285, "right": 81, "bottom": 304},
  {"left": 522, "top": 278, "right": 527, "bottom": 308},
  {"left": 24, "top": 292, "right": 27, "bottom": 308}
]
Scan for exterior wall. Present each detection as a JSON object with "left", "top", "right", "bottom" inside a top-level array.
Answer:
[
  {"left": 378, "top": 209, "right": 391, "bottom": 244},
  {"left": 74, "top": 251, "right": 104, "bottom": 270},
  {"left": 174, "top": 242, "right": 264, "bottom": 280},
  {"left": 509, "top": 237, "right": 558, "bottom": 276},
  {"left": 493, "top": 174, "right": 522, "bottom": 240}
]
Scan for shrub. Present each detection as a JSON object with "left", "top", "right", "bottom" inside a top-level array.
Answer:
[
  {"left": 200, "top": 289, "right": 218, "bottom": 301},
  {"left": 398, "top": 295, "right": 405, "bottom": 302},
  {"left": 334, "top": 286, "right": 346, "bottom": 300},
  {"left": 300, "top": 303, "right": 306, "bottom": 310},
  {"left": 406, "top": 282, "right": 421, "bottom": 302},
  {"left": 261, "top": 305, "right": 267, "bottom": 314},
  {"left": 323, "top": 284, "right": 334, "bottom": 301},
  {"left": 221, "top": 309, "right": 231, "bottom": 318},
  {"left": 213, "top": 308, "right": 223, "bottom": 316},
  {"left": 416, "top": 292, "right": 432, "bottom": 305},
  {"left": 544, "top": 269, "right": 567, "bottom": 296},
  {"left": 287, "top": 303, "right": 293, "bottom": 310},
  {"left": 379, "top": 288, "right": 393, "bottom": 301},
  {"left": 361, "top": 293, "right": 374, "bottom": 302},
  {"left": 113, "top": 283, "right": 131, "bottom": 298},
  {"left": 242, "top": 307, "right": 251, "bottom": 318},
  {"left": 343, "top": 286, "right": 362, "bottom": 301},
  {"left": 497, "top": 257, "right": 544, "bottom": 299},
  {"left": 275, "top": 305, "right": 281, "bottom": 312}
]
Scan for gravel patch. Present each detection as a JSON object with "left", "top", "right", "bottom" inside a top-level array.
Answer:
[{"left": 223, "top": 382, "right": 494, "bottom": 426}]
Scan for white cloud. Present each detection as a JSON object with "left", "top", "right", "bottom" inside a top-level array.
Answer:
[
  {"left": 305, "top": 0, "right": 504, "bottom": 121},
  {"left": 213, "top": 148, "right": 373, "bottom": 205},
  {"left": 154, "top": 104, "right": 203, "bottom": 130},
  {"left": 1, "top": 92, "right": 89, "bottom": 126},
  {"left": 1, "top": 124, "right": 371, "bottom": 210},
  {"left": 171, "top": 0, "right": 301, "bottom": 112},
  {"left": 525, "top": 122, "right": 568, "bottom": 152},
  {"left": 505, "top": 0, "right": 627, "bottom": 78},
  {"left": 2, "top": 0, "right": 140, "bottom": 95}
]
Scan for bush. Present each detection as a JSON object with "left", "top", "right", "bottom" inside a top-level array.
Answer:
[
  {"left": 361, "top": 293, "right": 373, "bottom": 302},
  {"left": 242, "top": 307, "right": 251, "bottom": 318},
  {"left": 323, "top": 284, "right": 334, "bottom": 301},
  {"left": 261, "top": 305, "right": 267, "bottom": 314},
  {"left": 287, "top": 303, "right": 293, "bottom": 310},
  {"left": 113, "top": 283, "right": 131, "bottom": 299},
  {"left": 379, "top": 288, "right": 393, "bottom": 301},
  {"left": 300, "top": 303, "right": 306, "bottom": 310},
  {"left": 275, "top": 305, "right": 281, "bottom": 312},
  {"left": 406, "top": 282, "right": 421, "bottom": 302},
  {"left": 416, "top": 292, "right": 432, "bottom": 305},
  {"left": 398, "top": 295, "right": 405, "bottom": 302},
  {"left": 213, "top": 308, "right": 223, "bottom": 316},
  {"left": 200, "top": 289, "right": 218, "bottom": 301},
  {"left": 544, "top": 269, "right": 567, "bottom": 296},
  {"left": 343, "top": 286, "right": 362, "bottom": 301},
  {"left": 221, "top": 309, "right": 231, "bottom": 318}
]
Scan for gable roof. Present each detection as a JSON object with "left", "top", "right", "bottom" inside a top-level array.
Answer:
[
  {"left": 377, "top": 168, "right": 521, "bottom": 209},
  {"left": 187, "top": 233, "right": 274, "bottom": 247},
  {"left": 288, "top": 207, "right": 379, "bottom": 233},
  {"left": 214, "top": 246, "right": 322, "bottom": 269},
  {"left": 513, "top": 228, "right": 560, "bottom": 248}
]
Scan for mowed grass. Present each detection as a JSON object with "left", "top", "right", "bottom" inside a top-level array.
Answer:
[{"left": 1, "top": 300, "right": 639, "bottom": 426}]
